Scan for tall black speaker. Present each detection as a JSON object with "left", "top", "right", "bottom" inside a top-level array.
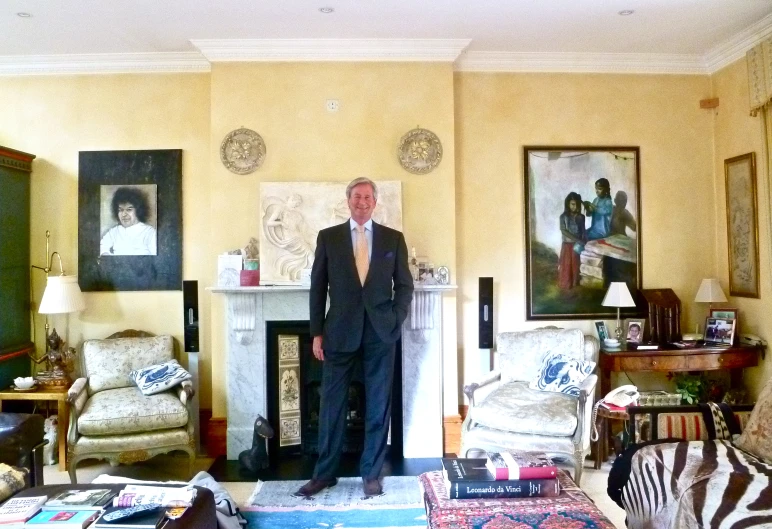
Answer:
[
  {"left": 183, "top": 280, "right": 199, "bottom": 352},
  {"left": 479, "top": 277, "right": 493, "bottom": 349}
]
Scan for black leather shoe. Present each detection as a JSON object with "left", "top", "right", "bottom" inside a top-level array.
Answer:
[
  {"left": 362, "top": 478, "right": 383, "bottom": 496},
  {"left": 293, "top": 478, "right": 338, "bottom": 497}
]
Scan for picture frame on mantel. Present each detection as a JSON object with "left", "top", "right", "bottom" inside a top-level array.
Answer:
[
  {"left": 524, "top": 146, "right": 642, "bottom": 320},
  {"left": 725, "top": 152, "right": 760, "bottom": 298},
  {"left": 78, "top": 150, "right": 182, "bottom": 291}
]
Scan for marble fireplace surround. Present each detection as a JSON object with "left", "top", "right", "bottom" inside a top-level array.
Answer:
[{"left": 209, "top": 284, "right": 456, "bottom": 460}]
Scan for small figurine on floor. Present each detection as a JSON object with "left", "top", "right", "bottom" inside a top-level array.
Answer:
[{"left": 238, "top": 415, "right": 274, "bottom": 472}]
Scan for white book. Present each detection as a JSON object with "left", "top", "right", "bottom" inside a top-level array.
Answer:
[{"left": 0, "top": 495, "right": 47, "bottom": 525}]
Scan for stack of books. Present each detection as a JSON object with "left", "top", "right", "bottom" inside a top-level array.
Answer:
[
  {"left": 0, "top": 485, "right": 195, "bottom": 528},
  {"left": 441, "top": 451, "right": 560, "bottom": 499}
]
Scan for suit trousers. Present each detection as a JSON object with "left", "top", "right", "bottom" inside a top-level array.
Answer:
[{"left": 313, "top": 313, "right": 396, "bottom": 480}]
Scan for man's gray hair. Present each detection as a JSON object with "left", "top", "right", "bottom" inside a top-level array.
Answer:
[{"left": 346, "top": 177, "right": 378, "bottom": 200}]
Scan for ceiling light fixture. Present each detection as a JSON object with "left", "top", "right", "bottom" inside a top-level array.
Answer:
[
  {"left": 319, "top": 7, "right": 334, "bottom": 13},
  {"left": 618, "top": 10, "right": 634, "bottom": 16},
  {"left": 16, "top": 12, "right": 32, "bottom": 17}
]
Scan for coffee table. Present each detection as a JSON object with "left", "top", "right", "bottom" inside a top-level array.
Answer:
[
  {"left": 13, "top": 483, "right": 217, "bottom": 529},
  {"left": 420, "top": 470, "right": 615, "bottom": 528}
]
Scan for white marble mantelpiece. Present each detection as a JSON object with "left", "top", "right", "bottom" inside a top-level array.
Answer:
[{"left": 208, "top": 283, "right": 456, "bottom": 459}]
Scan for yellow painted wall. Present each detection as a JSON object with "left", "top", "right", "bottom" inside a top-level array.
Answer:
[
  {"left": 207, "top": 62, "right": 458, "bottom": 415},
  {"left": 712, "top": 58, "right": 772, "bottom": 396},
  {"left": 0, "top": 74, "right": 212, "bottom": 405},
  {"left": 455, "top": 72, "right": 717, "bottom": 393}
]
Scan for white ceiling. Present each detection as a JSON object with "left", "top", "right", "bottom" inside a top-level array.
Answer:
[{"left": 2, "top": 0, "right": 772, "bottom": 74}]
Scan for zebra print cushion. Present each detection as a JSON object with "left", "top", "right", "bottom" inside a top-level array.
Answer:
[
  {"left": 528, "top": 351, "right": 595, "bottom": 396},
  {"left": 129, "top": 359, "right": 191, "bottom": 396}
]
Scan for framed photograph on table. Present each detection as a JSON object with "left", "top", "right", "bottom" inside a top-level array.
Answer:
[
  {"left": 703, "top": 317, "right": 737, "bottom": 347},
  {"left": 524, "top": 146, "right": 642, "bottom": 320},
  {"left": 725, "top": 153, "right": 759, "bottom": 298},
  {"left": 624, "top": 318, "right": 645, "bottom": 343},
  {"left": 594, "top": 320, "right": 609, "bottom": 342}
]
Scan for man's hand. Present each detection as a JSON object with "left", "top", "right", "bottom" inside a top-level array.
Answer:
[{"left": 312, "top": 336, "right": 324, "bottom": 361}]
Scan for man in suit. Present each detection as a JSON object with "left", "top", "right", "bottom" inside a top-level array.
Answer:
[{"left": 295, "top": 177, "right": 414, "bottom": 498}]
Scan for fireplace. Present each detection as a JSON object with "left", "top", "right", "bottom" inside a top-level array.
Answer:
[
  {"left": 209, "top": 285, "right": 453, "bottom": 460},
  {"left": 265, "top": 320, "right": 402, "bottom": 462}
]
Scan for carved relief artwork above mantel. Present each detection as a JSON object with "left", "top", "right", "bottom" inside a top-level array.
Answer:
[{"left": 259, "top": 181, "right": 403, "bottom": 284}]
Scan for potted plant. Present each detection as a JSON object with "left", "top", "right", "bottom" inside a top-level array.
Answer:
[{"left": 674, "top": 373, "right": 706, "bottom": 404}]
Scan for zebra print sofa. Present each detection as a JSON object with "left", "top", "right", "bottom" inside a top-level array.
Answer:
[{"left": 609, "top": 386, "right": 772, "bottom": 529}]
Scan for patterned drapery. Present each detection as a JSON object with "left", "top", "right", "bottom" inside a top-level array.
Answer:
[{"left": 747, "top": 37, "right": 772, "bottom": 116}]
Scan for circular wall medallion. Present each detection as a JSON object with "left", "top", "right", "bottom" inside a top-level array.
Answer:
[
  {"left": 397, "top": 128, "right": 442, "bottom": 174},
  {"left": 220, "top": 128, "right": 266, "bottom": 175}
]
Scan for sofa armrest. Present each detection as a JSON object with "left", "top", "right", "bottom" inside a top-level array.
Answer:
[
  {"left": 583, "top": 335, "right": 600, "bottom": 362},
  {"left": 176, "top": 380, "right": 195, "bottom": 405},
  {"left": 463, "top": 370, "right": 502, "bottom": 407},
  {"left": 574, "top": 374, "right": 598, "bottom": 449},
  {"left": 66, "top": 377, "right": 89, "bottom": 446}
]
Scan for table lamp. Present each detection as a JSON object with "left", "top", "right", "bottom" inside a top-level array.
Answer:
[
  {"left": 602, "top": 282, "right": 636, "bottom": 341},
  {"left": 31, "top": 231, "right": 86, "bottom": 387},
  {"left": 694, "top": 278, "right": 727, "bottom": 316}
]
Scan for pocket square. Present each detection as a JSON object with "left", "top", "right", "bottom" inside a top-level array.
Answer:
[{"left": 384, "top": 251, "right": 394, "bottom": 258}]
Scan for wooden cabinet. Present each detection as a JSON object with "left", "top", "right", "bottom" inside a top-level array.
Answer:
[{"left": 0, "top": 146, "right": 35, "bottom": 390}]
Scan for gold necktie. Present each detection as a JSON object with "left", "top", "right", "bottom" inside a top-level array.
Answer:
[{"left": 355, "top": 225, "right": 369, "bottom": 285}]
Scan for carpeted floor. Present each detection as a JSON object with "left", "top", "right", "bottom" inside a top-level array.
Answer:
[{"left": 243, "top": 476, "right": 427, "bottom": 528}]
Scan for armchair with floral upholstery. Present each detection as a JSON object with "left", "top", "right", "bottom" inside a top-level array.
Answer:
[
  {"left": 66, "top": 330, "right": 195, "bottom": 484},
  {"left": 460, "top": 328, "right": 599, "bottom": 485}
]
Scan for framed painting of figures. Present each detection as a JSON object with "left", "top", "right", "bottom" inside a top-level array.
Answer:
[
  {"left": 524, "top": 146, "right": 642, "bottom": 320},
  {"left": 78, "top": 150, "right": 182, "bottom": 291}
]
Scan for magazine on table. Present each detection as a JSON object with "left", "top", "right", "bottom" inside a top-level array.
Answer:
[
  {"left": 485, "top": 451, "right": 558, "bottom": 480},
  {"left": 42, "top": 489, "right": 115, "bottom": 510},
  {"left": 23, "top": 509, "right": 99, "bottom": 528},
  {"left": 113, "top": 485, "right": 196, "bottom": 508}
]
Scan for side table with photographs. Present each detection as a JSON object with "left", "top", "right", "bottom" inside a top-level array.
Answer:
[{"left": 0, "top": 386, "right": 69, "bottom": 471}]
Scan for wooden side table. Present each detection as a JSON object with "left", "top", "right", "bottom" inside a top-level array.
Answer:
[
  {"left": 593, "top": 407, "right": 629, "bottom": 469},
  {"left": 0, "top": 386, "right": 69, "bottom": 471}
]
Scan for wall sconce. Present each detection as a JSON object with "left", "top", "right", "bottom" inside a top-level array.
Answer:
[{"left": 31, "top": 230, "right": 86, "bottom": 387}]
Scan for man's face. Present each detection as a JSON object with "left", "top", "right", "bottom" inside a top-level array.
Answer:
[
  {"left": 118, "top": 202, "right": 139, "bottom": 227},
  {"left": 348, "top": 183, "right": 377, "bottom": 224}
]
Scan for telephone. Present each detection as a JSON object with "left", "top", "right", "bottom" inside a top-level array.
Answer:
[
  {"left": 603, "top": 385, "right": 640, "bottom": 407},
  {"left": 740, "top": 334, "right": 766, "bottom": 346},
  {"left": 590, "top": 385, "right": 639, "bottom": 443}
]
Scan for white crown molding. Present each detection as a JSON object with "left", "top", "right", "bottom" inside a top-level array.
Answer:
[
  {"left": 191, "top": 38, "right": 471, "bottom": 62},
  {"left": 704, "top": 13, "right": 772, "bottom": 73},
  {"left": 0, "top": 52, "right": 210, "bottom": 76},
  {"left": 455, "top": 51, "right": 707, "bottom": 75}
]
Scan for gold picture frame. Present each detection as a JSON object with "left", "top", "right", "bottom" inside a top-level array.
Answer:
[{"left": 724, "top": 153, "right": 760, "bottom": 298}]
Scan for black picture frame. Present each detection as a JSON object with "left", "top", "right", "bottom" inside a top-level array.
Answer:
[
  {"left": 524, "top": 146, "right": 642, "bottom": 320},
  {"left": 78, "top": 150, "right": 182, "bottom": 291}
]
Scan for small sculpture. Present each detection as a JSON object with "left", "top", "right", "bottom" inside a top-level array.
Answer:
[
  {"left": 238, "top": 415, "right": 274, "bottom": 472},
  {"left": 30, "top": 329, "right": 76, "bottom": 388}
]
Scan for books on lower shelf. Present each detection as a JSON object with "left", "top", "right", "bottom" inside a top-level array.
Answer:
[
  {"left": 0, "top": 495, "right": 47, "bottom": 526},
  {"left": 485, "top": 451, "right": 558, "bottom": 480},
  {"left": 42, "top": 490, "right": 115, "bottom": 511},
  {"left": 24, "top": 510, "right": 99, "bottom": 528},
  {"left": 440, "top": 458, "right": 560, "bottom": 499}
]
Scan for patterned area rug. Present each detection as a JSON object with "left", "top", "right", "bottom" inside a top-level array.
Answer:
[
  {"left": 242, "top": 476, "right": 427, "bottom": 529},
  {"left": 420, "top": 470, "right": 616, "bottom": 529}
]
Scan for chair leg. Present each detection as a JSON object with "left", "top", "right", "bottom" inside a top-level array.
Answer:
[
  {"left": 573, "top": 449, "right": 586, "bottom": 486},
  {"left": 68, "top": 457, "right": 79, "bottom": 484},
  {"left": 188, "top": 450, "right": 195, "bottom": 479}
]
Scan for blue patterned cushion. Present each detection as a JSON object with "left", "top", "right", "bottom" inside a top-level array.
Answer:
[
  {"left": 528, "top": 352, "right": 595, "bottom": 397},
  {"left": 129, "top": 360, "right": 191, "bottom": 396}
]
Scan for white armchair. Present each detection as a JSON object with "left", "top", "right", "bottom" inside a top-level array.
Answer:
[
  {"left": 460, "top": 328, "right": 599, "bottom": 485},
  {"left": 66, "top": 330, "right": 195, "bottom": 484}
]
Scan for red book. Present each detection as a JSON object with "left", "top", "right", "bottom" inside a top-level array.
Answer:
[{"left": 484, "top": 451, "right": 558, "bottom": 480}]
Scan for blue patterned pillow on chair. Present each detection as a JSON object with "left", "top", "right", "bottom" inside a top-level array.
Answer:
[
  {"left": 529, "top": 352, "right": 595, "bottom": 396},
  {"left": 130, "top": 360, "right": 191, "bottom": 396}
]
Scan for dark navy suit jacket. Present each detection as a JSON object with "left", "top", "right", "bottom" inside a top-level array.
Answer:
[{"left": 309, "top": 220, "right": 414, "bottom": 352}]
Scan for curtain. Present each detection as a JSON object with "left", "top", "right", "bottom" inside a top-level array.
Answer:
[{"left": 747, "top": 39, "right": 772, "bottom": 281}]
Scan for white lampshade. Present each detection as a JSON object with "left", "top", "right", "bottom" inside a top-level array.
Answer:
[
  {"left": 694, "top": 278, "right": 727, "bottom": 303},
  {"left": 38, "top": 275, "right": 86, "bottom": 314},
  {"left": 601, "top": 282, "right": 636, "bottom": 308}
]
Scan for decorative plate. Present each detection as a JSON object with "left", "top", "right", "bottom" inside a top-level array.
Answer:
[
  {"left": 397, "top": 128, "right": 443, "bottom": 174},
  {"left": 220, "top": 128, "right": 266, "bottom": 175},
  {"left": 12, "top": 385, "right": 37, "bottom": 392}
]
